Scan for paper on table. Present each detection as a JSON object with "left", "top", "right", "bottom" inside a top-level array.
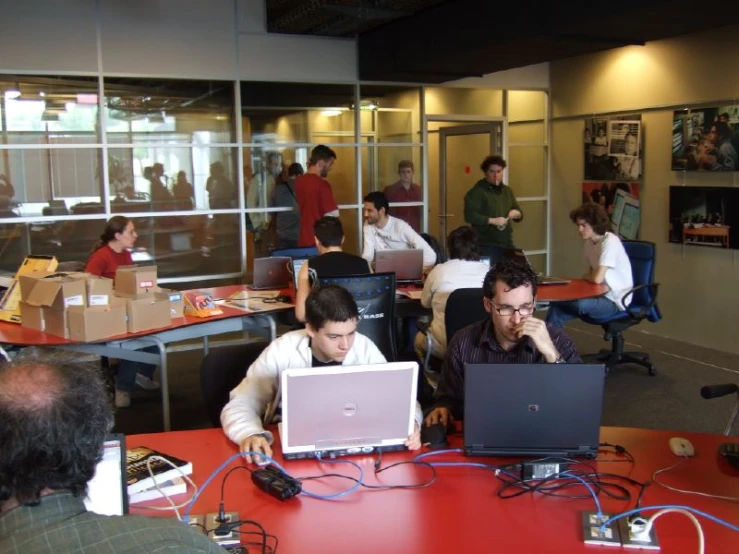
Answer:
[
  {"left": 396, "top": 289, "right": 423, "bottom": 300},
  {"left": 228, "top": 290, "right": 280, "bottom": 300}
]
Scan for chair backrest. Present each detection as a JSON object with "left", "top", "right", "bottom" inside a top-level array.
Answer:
[
  {"left": 317, "top": 272, "right": 397, "bottom": 362},
  {"left": 271, "top": 246, "right": 318, "bottom": 259},
  {"left": 420, "top": 233, "right": 446, "bottom": 265},
  {"left": 200, "top": 341, "right": 268, "bottom": 427},
  {"left": 445, "top": 287, "right": 488, "bottom": 344},
  {"left": 623, "top": 240, "right": 661, "bottom": 322}
]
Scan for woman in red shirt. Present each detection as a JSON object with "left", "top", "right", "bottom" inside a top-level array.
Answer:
[{"left": 86, "top": 216, "right": 159, "bottom": 409}]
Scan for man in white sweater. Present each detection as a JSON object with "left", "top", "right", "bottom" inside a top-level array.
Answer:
[
  {"left": 362, "top": 191, "right": 437, "bottom": 269},
  {"left": 221, "top": 285, "right": 422, "bottom": 463}
]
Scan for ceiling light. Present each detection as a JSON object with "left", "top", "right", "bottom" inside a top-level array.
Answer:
[
  {"left": 320, "top": 109, "right": 342, "bottom": 117},
  {"left": 39, "top": 91, "right": 45, "bottom": 97},
  {"left": 76, "top": 93, "right": 97, "bottom": 104}
]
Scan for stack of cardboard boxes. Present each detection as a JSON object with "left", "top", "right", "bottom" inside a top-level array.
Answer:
[{"left": 18, "top": 264, "right": 185, "bottom": 342}]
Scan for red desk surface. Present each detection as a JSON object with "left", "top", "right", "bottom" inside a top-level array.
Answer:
[
  {"left": 538, "top": 279, "right": 609, "bottom": 302},
  {"left": 0, "top": 285, "right": 292, "bottom": 347},
  {"left": 129, "top": 427, "right": 737, "bottom": 553}
]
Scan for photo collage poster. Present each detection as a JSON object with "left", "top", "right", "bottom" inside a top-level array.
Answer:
[
  {"left": 584, "top": 115, "right": 643, "bottom": 182},
  {"left": 582, "top": 182, "right": 641, "bottom": 240},
  {"left": 671, "top": 105, "right": 739, "bottom": 171}
]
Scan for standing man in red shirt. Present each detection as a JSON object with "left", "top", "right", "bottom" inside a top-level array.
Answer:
[
  {"left": 296, "top": 145, "right": 339, "bottom": 247},
  {"left": 383, "top": 160, "right": 422, "bottom": 232}
]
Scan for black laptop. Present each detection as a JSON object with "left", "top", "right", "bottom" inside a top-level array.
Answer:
[{"left": 463, "top": 363, "right": 605, "bottom": 458}]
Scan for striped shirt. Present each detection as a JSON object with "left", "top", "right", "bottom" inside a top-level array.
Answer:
[{"left": 434, "top": 318, "right": 581, "bottom": 417}]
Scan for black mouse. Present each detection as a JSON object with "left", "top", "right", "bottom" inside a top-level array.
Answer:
[{"left": 421, "top": 422, "right": 448, "bottom": 449}]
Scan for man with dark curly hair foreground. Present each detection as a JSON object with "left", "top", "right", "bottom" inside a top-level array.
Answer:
[{"left": 0, "top": 352, "right": 223, "bottom": 554}]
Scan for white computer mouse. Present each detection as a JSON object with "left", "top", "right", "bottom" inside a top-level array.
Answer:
[{"left": 668, "top": 437, "right": 695, "bottom": 457}]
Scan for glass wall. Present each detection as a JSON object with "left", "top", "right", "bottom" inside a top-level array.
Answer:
[{"left": 0, "top": 74, "right": 550, "bottom": 282}]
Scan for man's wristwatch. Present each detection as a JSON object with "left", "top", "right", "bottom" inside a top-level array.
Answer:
[{"left": 554, "top": 355, "right": 566, "bottom": 364}]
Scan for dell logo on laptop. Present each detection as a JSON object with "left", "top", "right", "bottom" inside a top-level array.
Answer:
[
  {"left": 343, "top": 402, "right": 357, "bottom": 416},
  {"left": 528, "top": 404, "right": 539, "bottom": 412}
]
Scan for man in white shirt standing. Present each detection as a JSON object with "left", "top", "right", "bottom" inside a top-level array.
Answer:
[
  {"left": 362, "top": 191, "right": 437, "bottom": 269},
  {"left": 546, "top": 203, "right": 633, "bottom": 329},
  {"left": 221, "top": 285, "right": 422, "bottom": 463}
]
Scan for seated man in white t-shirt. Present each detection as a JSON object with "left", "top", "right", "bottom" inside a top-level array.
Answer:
[
  {"left": 546, "top": 203, "right": 633, "bottom": 329},
  {"left": 414, "top": 225, "right": 489, "bottom": 361},
  {"left": 362, "top": 191, "right": 437, "bottom": 270}
]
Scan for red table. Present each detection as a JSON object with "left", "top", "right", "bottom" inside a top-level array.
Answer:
[
  {"left": 537, "top": 278, "right": 609, "bottom": 303},
  {"left": 0, "top": 285, "right": 293, "bottom": 430},
  {"left": 129, "top": 427, "right": 738, "bottom": 553}
]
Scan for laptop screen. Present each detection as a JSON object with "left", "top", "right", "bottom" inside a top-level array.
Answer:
[
  {"left": 463, "top": 363, "right": 605, "bottom": 458},
  {"left": 292, "top": 258, "right": 309, "bottom": 288},
  {"left": 374, "top": 249, "right": 423, "bottom": 281},
  {"left": 84, "top": 434, "right": 129, "bottom": 515}
]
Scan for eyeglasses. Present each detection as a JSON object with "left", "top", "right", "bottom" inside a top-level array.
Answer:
[{"left": 490, "top": 303, "right": 535, "bottom": 317}]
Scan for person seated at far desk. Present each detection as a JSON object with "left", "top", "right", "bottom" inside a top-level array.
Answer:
[
  {"left": 294, "top": 216, "right": 370, "bottom": 322},
  {"left": 546, "top": 203, "right": 632, "bottom": 330},
  {"left": 425, "top": 259, "right": 581, "bottom": 427},
  {"left": 414, "top": 225, "right": 489, "bottom": 362},
  {"left": 85, "top": 216, "right": 160, "bottom": 409},
  {"left": 0, "top": 351, "right": 224, "bottom": 554},
  {"left": 222, "top": 285, "right": 422, "bottom": 464},
  {"left": 362, "top": 191, "right": 437, "bottom": 270}
]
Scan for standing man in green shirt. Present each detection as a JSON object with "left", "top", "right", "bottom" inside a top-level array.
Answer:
[{"left": 463, "top": 155, "right": 523, "bottom": 263}]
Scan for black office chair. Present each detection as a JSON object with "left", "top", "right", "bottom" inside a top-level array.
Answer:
[
  {"left": 581, "top": 240, "right": 661, "bottom": 375},
  {"left": 199, "top": 341, "right": 268, "bottom": 427},
  {"left": 318, "top": 272, "right": 397, "bottom": 362},
  {"left": 419, "top": 287, "right": 488, "bottom": 376}
]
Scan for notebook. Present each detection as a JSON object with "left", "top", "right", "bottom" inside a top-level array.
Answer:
[
  {"left": 279, "top": 362, "right": 418, "bottom": 459},
  {"left": 464, "top": 363, "right": 605, "bottom": 458},
  {"left": 249, "top": 257, "right": 292, "bottom": 290},
  {"left": 84, "top": 434, "right": 129, "bottom": 515},
  {"left": 374, "top": 249, "right": 424, "bottom": 285},
  {"left": 291, "top": 257, "right": 309, "bottom": 289},
  {"left": 502, "top": 248, "right": 571, "bottom": 286}
]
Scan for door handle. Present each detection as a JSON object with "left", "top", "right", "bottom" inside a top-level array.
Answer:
[{"left": 437, "top": 214, "right": 455, "bottom": 218}]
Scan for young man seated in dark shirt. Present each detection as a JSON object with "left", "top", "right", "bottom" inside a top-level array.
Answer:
[
  {"left": 425, "top": 259, "right": 581, "bottom": 427},
  {"left": 294, "top": 216, "right": 370, "bottom": 322}
]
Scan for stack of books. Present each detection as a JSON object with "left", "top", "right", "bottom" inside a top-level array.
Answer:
[{"left": 126, "top": 446, "right": 192, "bottom": 504}]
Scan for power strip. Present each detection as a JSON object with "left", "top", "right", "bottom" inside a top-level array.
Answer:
[
  {"left": 206, "top": 511, "right": 241, "bottom": 547},
  {"left": 618, "top": 518, "right": 660, "bottom": 550}
]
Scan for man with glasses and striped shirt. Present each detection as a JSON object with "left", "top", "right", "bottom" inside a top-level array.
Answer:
[{"left": 424, "top": 259, "right": 581, "bottom": 427}]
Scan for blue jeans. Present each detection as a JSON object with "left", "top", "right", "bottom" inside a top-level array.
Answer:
[
  {"left": 545, "top": 297, "right": 622, "bottom": 329},
  {"left": 115, "top": 345, "right": 158, "bottom": 393}
]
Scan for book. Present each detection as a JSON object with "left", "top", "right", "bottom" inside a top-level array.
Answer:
[
  {"left": 129, "top": 477, "right": 188, "bottom": 504},
  {"left": 182, "top": 290, "right": 222, "bottom": 318},
  {"left": 126, "top": 446, "right": 193, "bottom": 495}
]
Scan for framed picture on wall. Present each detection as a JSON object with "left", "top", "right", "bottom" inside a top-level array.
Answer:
[
  {"left": 671, "top": 106, "right": 739, "bottom": 171},
  {"left": 584, "top": 115, "right": 643, "bottom": 181}
]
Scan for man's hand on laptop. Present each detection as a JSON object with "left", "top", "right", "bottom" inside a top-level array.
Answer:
[
  {"left": 405, "top": 423, "right": 421, "bottom": 451},
  {"left": 240, "top": 434, "right": 272, "bottom": 465},
  {"left": 513, "top": 318, "right": 559, "bottom": 363},
  {"left": 424, "top": 407, "right": 452, "bottom": 428}
]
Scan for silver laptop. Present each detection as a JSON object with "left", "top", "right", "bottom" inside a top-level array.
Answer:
[
  {"left": 250, "top": 257, "right": 292, "bottom": 290},
  {"left": 84, "top": 434, "right": 129, "bottom": 515},
  {"left": 279, "top": 362, "right": 418, "bottom": 459},
  {"left": 502, "top": 248, "right": 570, "bottom": 286},
  {"left": 464, "top": 363, "right": 605, "bottom": 458},
  {"left": 291, "top": 257, "right": 309, "bottom": 289},
  {"left": 375, "top": 249, "right": 424, "bottom": 284}
]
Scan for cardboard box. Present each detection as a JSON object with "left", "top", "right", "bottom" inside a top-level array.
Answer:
[
  {"left": 43, "top": 307, "right": 70, "bottom": 338},
  {"left": 18, "top": 302, "right": 45, "bottom": 332},
  {"left": 0, "top": 256, "right": 58, "bottom": 324},
  {"left": 25, "top": 275, "right": 86, "bottom": 312},
  {"left": 125, "top": 295, "right": 171, "bottom": 333},
  {"left": 67, "top": 299, "right": 127, "bottom": 342},
  {"left": 18, "top": 271, "right": 57, "bottom": 301},
  {"left": 64, "top": 272, "right": 113, "bottom": 306},
  {"left": 157, "top": 288, "right": 184, "bottom": 319},
  {"left": 115, "top": 265, "right": 158, "bottom": 298}
]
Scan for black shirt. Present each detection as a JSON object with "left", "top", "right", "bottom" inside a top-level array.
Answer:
[{"left": 309, "top": 251, "right": 371, "bottom": 283}]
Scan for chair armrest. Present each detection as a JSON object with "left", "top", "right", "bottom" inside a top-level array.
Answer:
[{"left": 622, "top": 283, "right": 660, "bottom": 319}]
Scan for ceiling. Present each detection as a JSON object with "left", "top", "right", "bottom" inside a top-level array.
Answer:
[{"left": 266, "top": 0, "right": 739, "bottom": 83}]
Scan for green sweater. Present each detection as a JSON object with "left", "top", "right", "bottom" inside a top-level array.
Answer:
[{"left": 463, "top": 179, "right": 523, "bottom": 248}]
